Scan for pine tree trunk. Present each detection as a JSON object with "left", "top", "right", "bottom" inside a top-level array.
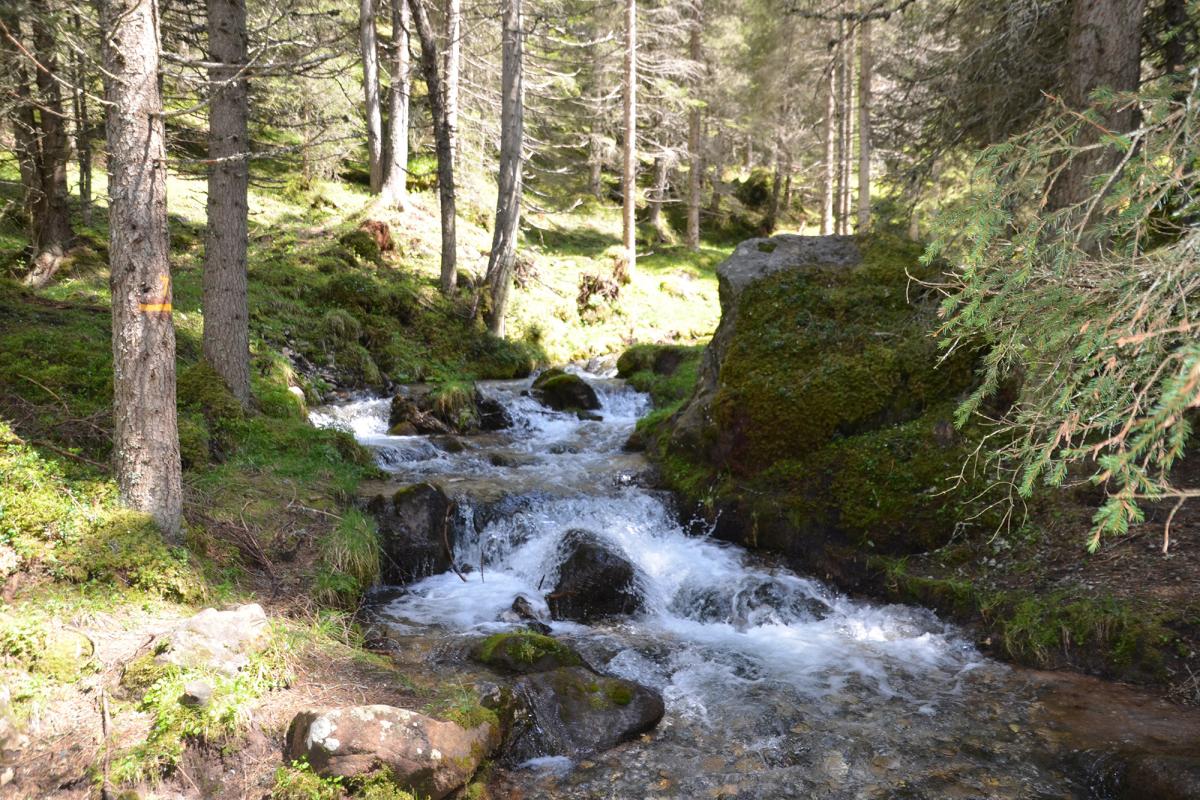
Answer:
[
  {"left": 409, "top": 0, "right": 457, "bottom": 294},
  {"left": 621, "top": 0, "right": 638, "bottom": 271},
  {"left": 766, "top": 133, "right": 783, "bottom": 233},
  {"left": 484, "top": 0, "right": 524, "bottom": 336},
  {"left": 856, "top": 15, "right": 871, "bottom": 233},
  {"left": 647, "top": 155, "right": 668, "bottom": 239},
  {"left": 360, "top": 0, "right": 384, "bottom": 193},
  {"left": 1049, "top": 0, "right": 1147, "bottom": 211},
  {"left": 444, "top": 0, "right": 462, "bottom": 165},
  {"left": 833, "top": 26, "right": 845, "bottom": 235},
  {"left": 839, "top": 24, "right": 854, "bottom": 235},
  {"left": 204, "top": 0, "right": 251, "bottom": 408},
  {"left": 24, "top": 9, "right": 75, "bottom": 287},
  {"left": 0, "top": 14, "right": 42, "bottom": 253},
  {"left": 70, "top": 12, "right": 93, "bottom": 226},
  {"left": 821, "top": 54, "right": 835, "bottom": 235},
  {"left": 381, "top": 0, "right": 411, "bottom": 206},
  {"left": 101, "top": 0, "right": 182, "bottom": 540},
  {"left": 685, "top": 0, "right": 702, "bottom": 251}
]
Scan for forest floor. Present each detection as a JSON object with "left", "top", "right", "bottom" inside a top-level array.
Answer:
[{"left": 0, "top": 160, "right": 733, "bottom": 799}]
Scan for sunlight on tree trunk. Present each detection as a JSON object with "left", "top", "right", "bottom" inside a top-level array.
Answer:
[
  {"left": 381, "top": 0, "right": 411, "bottom": 208},
  {"left": 685, "top": 0, "right": 702, "bottom": 251},
  {"left": 856, "top": 14, "right": 872, "bottom": 234},
  {"left": 360, "top": 0, "right": 384, "bottom": 193},
  {"left": 204, "top": 0, "right": 252, "bottom": 408},
  {"left": 444, "top": 0, "right": 462, "bottom": 167},
  {"left": 622, "top": 0, "right": 638, "bottom": 273},
  {"left": 101, "top": 0, "right": 182, "bottom": 540},
  {"left": 409, "top": 0, "right": 457, "bottom": 294},
  {"left": 484, "top": 0, "right": 524, "bottom": 336}
]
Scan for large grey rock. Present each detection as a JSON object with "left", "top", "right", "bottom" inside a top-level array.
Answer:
[
  {"left": 548, "top": 529, "right": 644, "bottom": 622},
  {"left": 286, "top": 705, "right": 497, "bottom": 799},
  {"left": 368, "top": 483, "right": 454, "bottom": 584},
  {"left": 671, "top": 235, "right": 860, "bottom": 456},
  {"left": 506, "top": 667, "right": 664, "bottom": 761},
  {"left": 154, "top": 603, "right": 268, "bottom": 676}
]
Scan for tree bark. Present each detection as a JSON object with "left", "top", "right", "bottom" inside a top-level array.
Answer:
[
  {"left": 766, "top": 132, "right": 783, "bottom": 233},
  {"left": 17, "top": 8, "right": 75, "bottom": 288},
  {"left": 839, "top": 23, "right": 854, "bottom": 235},
  {"left": 484, "top": 0, "right": 523, "bottom": 336},
  {"left": 101, "top": 0, "right": 182, "bottom": 540},
  {"left": 856, "top": 14, "right": 871, "bottom": 233},
  {"left": 821, "top": 49, "right": 835, "bottom": 235},
  {"left": 443, "top": 0, "right": 461, "bottom": 166},
  {"left": 381, "top": 0, "right": 411, "bottom": 206},
  {"left": 621, "top": 0, "right": 637, "bottom": 271},
  {"left": 1048, "top": 0, "right": 1147, "bottom": 211},
  {"left": 204, "top": 0, "right": 251, "bottom": 408},
  {"left": 71, "top": 11, "right": 92, "bottom": 227},
  {"left": 360, "top": 0, "right": 384, "bottom": 193},
  {"left": 685, "top": 0, "right": 702, "bottom": 251},
  {"left": 409, "top": 0, "right": 457, "bottom": 294}
]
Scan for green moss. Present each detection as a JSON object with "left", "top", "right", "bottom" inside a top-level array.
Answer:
[
  {"left": 271, "top": 760, "right": 343, "bottom": 800},
  {"left": 427, "top": 685, "right": 501, "bottom": 731},
  {"left": 320, "top": 309, "right": 363, "bottom": 346},
  {"left": 618, "top": 344, "right": 703, "bottom": 409},
  {"left": 56, "top": 510, "right": 207, "bottom": 602},
  {"left": 474, "top": 631, "right": 583, "bottom": 673},
  {"left": 178, "top": 360, "right": 246, "bottom": 424},
  {"left": 178, "top": 411, "right": 212, "bottom": 469},
  {"left": 429, "top": 379, "right": 478, "bottom": 431},
  {"left": 604, "top": 682, "right": 633, "bottom": 706},
  {"left": 354, "top": 768, "right": 418, "bottom": 800},
  {"left": 712, "top": 236, "right": 974, "bottom": 475},
  {"left": 120, "top": 652, "right": 171, "bottom": 695},
  {"left": 337, "top": 229, "right": 382, "bottom": 265}
]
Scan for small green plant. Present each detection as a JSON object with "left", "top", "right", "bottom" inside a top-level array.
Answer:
[{"left": 271, "top": 759, "right": 343, "bottom": 800}]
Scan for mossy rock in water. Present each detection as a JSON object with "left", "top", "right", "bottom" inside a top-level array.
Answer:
[
  {"left": 616, "top": 344, "right": 691, "bottom": 378},
  {"left": 177, "top": 361, "right": 244, "bottom": 425},
  {"left": 531, "top": 368, "right": 600, "bottom": 412},
  {"left": 471, "top": 631, "right": 584, "bottom": 674}
]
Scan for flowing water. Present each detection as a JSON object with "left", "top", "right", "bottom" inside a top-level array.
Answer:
[{"left": 311, "top": 372, "right": 1171, "bottom": 799}]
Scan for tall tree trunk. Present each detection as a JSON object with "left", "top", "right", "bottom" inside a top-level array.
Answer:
[
  {"left": 621, "top": 0, "right": 637, "bottom": 271},
  {"left": 443, "top": 0, "right": 461, "bottom": 166},
  {"left": 838, "top": 23, "right": 854, "bottom": 235},
  {"left": 647, "top": 154, "right": 670, "bottom": 241},
  {"left": 71, "top": 12, "right": 92, "bottom": 226},
  {"left": 204, "top": 0, "right": 251, "bottom": 408},
  {"left": 821, "top": 57, "right": 835, "bottom": 235},
  {"left": 856, "top": 14, "right": 871, "bottom": 233},
  {"left": 381, "top": 0, "right": 411, "bottom": 206},
  {"left": 360, "top": 0, "right": 384, "bottom": 193},
  {"left": 484, "top": 0, "right": 524, "bottom": 336},
  {"left": 409, "top": 0, "right": 457, "bottom": 294},
  {"left": 1049, "top": 0, "right": 1147, "bottom": 212},
  {"left": 101, "top": 0, "right": 182, "bottom": 540},
  {"left": 832, "top": 26, "right": 845, "bottom": 235},
  {"left": 766, "top": 132, "right": 783, "bottom": 233},
  {"left": 23, "top": 8, "right": 75, "bottom": 287},
  {"left": 588, "top": 18, "right": 607, "bottom": 200},
  {"left": 685, "top": 0, "right": 702, "bottom": 251},
  {"left": 0, "top": 14, "right": 42, "bottom": 249}
]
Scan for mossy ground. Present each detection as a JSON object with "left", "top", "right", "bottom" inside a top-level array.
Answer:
[{"left": 0, "top": 136, "right": 720, "bottom": 795}]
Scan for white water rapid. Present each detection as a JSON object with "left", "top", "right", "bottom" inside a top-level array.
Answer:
[{"left": 312, "top": 371, "right": 1092, "bottom": 799}]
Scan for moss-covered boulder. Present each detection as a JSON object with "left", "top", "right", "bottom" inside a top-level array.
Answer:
[
  {"left": 643, "top": 234, "right": 983, "bottom": 571},
  {"left": 367, "top": 483, "right": 454, "bottom": 584},
  {"left": 471, "top": 631, "right": 584, "bottom": 674},
  {"left": 531, "top": 368, "right": 600, "bottom": 412}
]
